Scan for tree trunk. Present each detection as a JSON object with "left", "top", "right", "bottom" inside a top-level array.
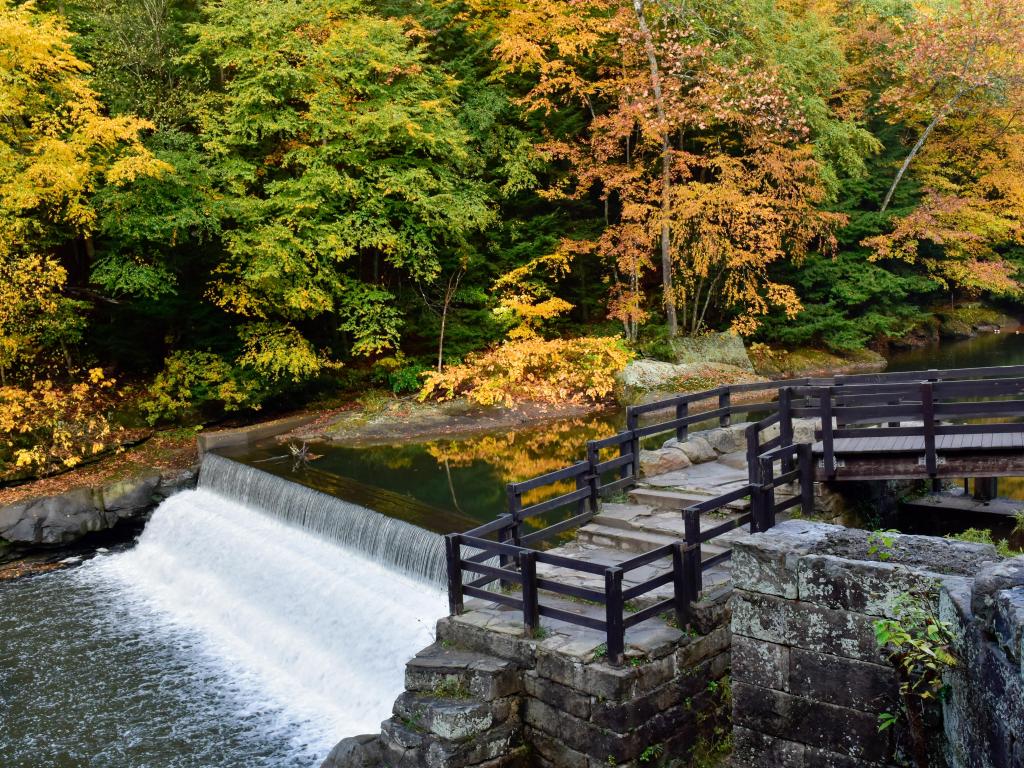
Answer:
[
  {"left": 880, "top": 87, "right": 971, "bottom": 213},
  {"left": 632, "top": 0, "right": 676, "bottom": 337},
  {"left": 437, "top": 270, "right": 462, "bottom": 373}
]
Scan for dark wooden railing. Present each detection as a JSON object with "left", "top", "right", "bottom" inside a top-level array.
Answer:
[{"left": 445, "top": 363, "right": 1024, "bottom": 664}]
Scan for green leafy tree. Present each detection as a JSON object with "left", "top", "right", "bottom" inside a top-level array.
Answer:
[{"left": 188, "top": 0, "right": 494, "bottom": 381}]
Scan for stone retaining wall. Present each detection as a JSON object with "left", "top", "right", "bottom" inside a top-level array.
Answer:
[
  {"left": 324, "top": 594, "right": 733, "bottom": 768},
  {"left": 730, "top": 520, "right": 1024, "bottom": 768}
]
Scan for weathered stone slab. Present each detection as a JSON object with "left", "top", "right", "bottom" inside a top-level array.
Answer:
[
  {"left": 797, "top": 554, "right": 948, "bottom": 617},
  {"left": 991, "top": 587, "right": 1024, "bottom": 665},
  {"left": 733, "top": 589, "right": 885, "bottom": 664},
  {"left": 733, "top": 682, "right": 891, "bottom": 763},
  {"left": 973, "top": 557, "right": 1024, "bottom": 624},
  {"left": 732, "top": 521, "right": 832, "bottom": 599},
  {"left": 732, "top": 634, "right": 789, "bottom": 692},
  {"left": 788, "top": 647, "right": 897, "bottom": 712}
]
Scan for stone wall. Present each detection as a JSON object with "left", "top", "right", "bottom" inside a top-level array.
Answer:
[
  {"left": 0, "top": 466, "right": 197, "bottom": 547},
  {"left": 729, "top": 520, "right": 1024, "bottom": 768},
  {"left": 323, "top": 593, "right": 733, "bottom": 768}
]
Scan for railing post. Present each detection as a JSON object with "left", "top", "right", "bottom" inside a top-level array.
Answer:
[
  {"left": 745, "top": 423, "right": 760, "bottom": 486},
  {"left": 779, "top": 387, "right": 794, "bottom": 474},
  {"left": 820, "top": 387, "right": 836, "bottom": 478},
  {"left": 501, "top": 485, "right": 521, "bottom": 587},
  {"left": 575, "top": 471, "right": 589, "bottom": 518},
  {"left": 921, "top": 381, "right": 937, "bottom": 477},
  {"left": 671, "top": 541, "right": 690, "bottom": 628},
  {"left": 604, "top": 567, "right": 625, "bottom": 666},
  {"left": 586, "top": 440, "right": 600, "bottom": 513},
  {"left": 682, "top": 507, "right": 703, "bottom": 614},
  {"left": 505, "top": 484, "right": 523, "bottom": 547},
  {"left": 718, "top": 389, "right": 732, "bottom": 427},
  {"left": 520, "top": 550, "right": 539, "bottom": 635},
  {"left": 445, "top": 534, "right": 464, "bottom": 616},
  {"left": 626, "top": 409, "right": 640, "bottom": 481},
  {"left": 798, "top": 443, "right": 814, "bottom": 517},
  {"left": 676, "top": 399, "right": 689, "bottom": 443},
  {"left": 759, "top": 456, "right": 777, "bottom": 530}
]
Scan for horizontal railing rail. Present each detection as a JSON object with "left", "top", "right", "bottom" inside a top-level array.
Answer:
[{"left": 445, "top": 364, "right": 1024, "bottom": 665}]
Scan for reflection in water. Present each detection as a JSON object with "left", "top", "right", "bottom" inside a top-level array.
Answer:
[
  {"left": 226, "top": 413, "right": 625, "bottom": 531},
  {"left": 885, "top": 329, "right": 1024, "bottom": 372}
]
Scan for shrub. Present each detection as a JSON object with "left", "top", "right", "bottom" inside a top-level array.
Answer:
[
  {"left": 0, "top": 369, "right": 132, "bottom": 478},
  {"left": 419, "top": 336, "right": 632, "bottom": 407},
  {"left": 141, "top": 351, "right": 260, "bottom": 425}
]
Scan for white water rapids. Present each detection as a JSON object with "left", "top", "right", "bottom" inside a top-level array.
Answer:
[{"left": 1, "top": 461, "right": 446, "bottom": 767}]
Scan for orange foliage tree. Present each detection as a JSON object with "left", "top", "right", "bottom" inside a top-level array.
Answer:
[{"left": 469, "top": 0, "right": 844, "bottom": 338}]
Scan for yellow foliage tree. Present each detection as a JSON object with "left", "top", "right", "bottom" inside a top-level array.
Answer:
[{"left": 0, "top": 0, "right": 170, "bottom": 382}]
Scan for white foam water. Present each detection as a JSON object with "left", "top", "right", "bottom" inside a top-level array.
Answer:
[
  {"left": 1, "top": 479, "right": 446, "bottom": 767},
  {"left": 98, "top": 486, "right": 444, "bottom": 737}
]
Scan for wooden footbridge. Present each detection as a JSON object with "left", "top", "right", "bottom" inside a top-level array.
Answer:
[{"left": 445, "top": 364, "right": 1024, "bottom": 664}]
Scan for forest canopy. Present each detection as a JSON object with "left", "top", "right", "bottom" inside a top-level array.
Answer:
[{"left": 1, "top": 0, "right": 1023, "bottom": 474}]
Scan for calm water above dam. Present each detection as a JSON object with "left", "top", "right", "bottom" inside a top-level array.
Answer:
[{"left": 226, "top": 333, "right": 1024, "bottom": 528}]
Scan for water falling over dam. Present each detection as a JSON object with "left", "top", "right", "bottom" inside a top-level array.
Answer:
[{"left": 0, "top": 455, "right": 446, "bottom": 767}]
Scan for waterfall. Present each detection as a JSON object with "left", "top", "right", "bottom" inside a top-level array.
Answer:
[
  {"left": 76, "top": 477, "right": 447, "bottom": 760},
  {"left": 199, "top": 452, "right": 446, "bottom": 584}
]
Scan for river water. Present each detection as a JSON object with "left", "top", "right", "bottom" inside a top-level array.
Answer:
[{"left": 0, "top": 479, "right": 443, "bottom": 768}]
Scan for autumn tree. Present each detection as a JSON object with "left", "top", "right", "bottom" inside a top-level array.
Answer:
[
  {"left": 865, "top": 0, "right": 1024, "bottom": 302},
  {"left": 0, "top": 0, "right": 169, "bottom": 382},
  {"left": 474, "top": 0, "right": 847, "bottom": 338},
  {"left": 188, "top": 0, "right": 493, "bottom": 382}
]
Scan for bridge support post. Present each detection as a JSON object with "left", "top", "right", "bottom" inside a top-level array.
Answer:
[{"left": 974, "top": 477, "right": 999, "bottom": 502}]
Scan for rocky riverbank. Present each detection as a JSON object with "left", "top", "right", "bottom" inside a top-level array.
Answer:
[{"left": 0, "top": 430, "right": 200, "bottom": 577}]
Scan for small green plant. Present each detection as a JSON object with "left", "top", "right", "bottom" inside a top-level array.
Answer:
[
  {"left": 874, "top": 589, "right": 959, "bottom": 766},
  {"left": 531, "top": 625, "right": 551, "bottom": 640},
  {"left": 432, "top": 677, "right": 470, "bottom": 699},
  {"left": 947, "top": 527, "right": 1024, "bottom": 558},
  {"left": 877, "top": 711, "right": 899, "bottom": 732},
  {"left": 867, "top": 529, "right": 899, "bottom": 560},
  {"left": 638, "top": 743, "right": 664, "bottom": 763},
  {"left": 593, "top": 643, "right": 608, "bottom": 661}
]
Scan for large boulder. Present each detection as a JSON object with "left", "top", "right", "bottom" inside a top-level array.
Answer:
[
  {"left": 664, "top": 436, "right": 717, "bottom": 464},
  {"left": 0, "top": 488, "right": 109, "bottom": 545},
  {"left": 615, "top": 360, "right": 761, "bottom": 406},
  {"left": 639, "top": 447, "right": 692, "bottom": 477}
]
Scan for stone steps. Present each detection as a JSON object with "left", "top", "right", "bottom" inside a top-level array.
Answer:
[
  {"left": 405, "top": 644, "right": 522, "bottom": 702},
  {"left": 323, "top": 643, "right": 528, "bottom": 768},
  {"left": 628, "top": 486, "right": 750, "bottom": 512},
  {"left": 576, "top": 523, "right": 728, "bottom": 559}
]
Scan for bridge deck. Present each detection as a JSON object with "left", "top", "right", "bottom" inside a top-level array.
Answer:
[{"left": 814, "top": 432, "right": 1024, "bottom": 454}]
